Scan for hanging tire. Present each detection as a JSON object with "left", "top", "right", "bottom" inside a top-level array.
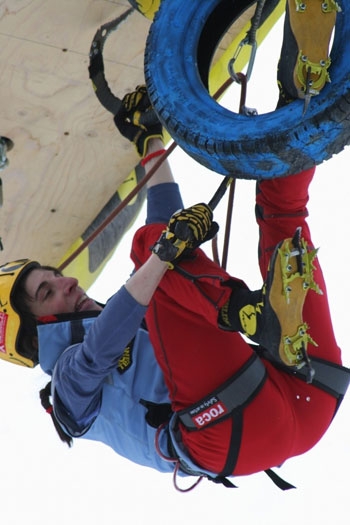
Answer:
[{"left": 145, "top": 0, "right": 350, "bottom": 179}]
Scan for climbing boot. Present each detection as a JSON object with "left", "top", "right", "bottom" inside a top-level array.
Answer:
[
  {"left": 277, "top": 0, "right": 340, "bottom": 109},
  {"left": 219, "top": 228, "right": 322, "bottom": 375}
]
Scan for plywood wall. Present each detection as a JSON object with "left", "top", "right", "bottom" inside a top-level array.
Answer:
[{"left": 0, "top": 0, "right": 150, "bottom": 266}]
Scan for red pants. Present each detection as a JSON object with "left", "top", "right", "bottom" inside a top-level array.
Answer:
[{"left": 131, "top": 168, "right": 342, "bottom": 476}]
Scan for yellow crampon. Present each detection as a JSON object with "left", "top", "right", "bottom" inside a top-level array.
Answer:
[
  {"left": 289, "top": 0, "right": 341, "bottom": 99},
  {"left": 283, "top": 322, "right": 318, "bottom": 372},
  {"left": 276, "top": 233, "right": 322, "bottom": 378},
  {"left": 279, "top": 237, "right": 322, "bottom": 303}
]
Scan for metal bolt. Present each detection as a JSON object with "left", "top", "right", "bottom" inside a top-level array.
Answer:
[
  {"left": 0, "top": 137, "right": 14, "bottom": 208},
  {"left": 0, "top": 138, "right": 11, "bottom": 170}
]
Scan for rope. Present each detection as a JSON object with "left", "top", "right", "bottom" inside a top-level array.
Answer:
[
  {"left": 247, "top": 0, "right": 267, "bottom": 45},
  {"left": 61, "top": 1, "right": 269, "bottom": 274},
  {"left": 58, "top": 78, "right": 235, "bottom": 272},
  {"left": 154, "top": 423, "right": 204, "bottom": 493},
  {"left": 58, "top": 143, "right": 176, "bottom": 271},
  {"left": 59, "top": 79, "right": 259, "bottom": 275},
  {"left": 221, "top": 179, "right": 236, "bottom": 270}
]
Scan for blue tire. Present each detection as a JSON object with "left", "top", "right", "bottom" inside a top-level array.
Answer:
[{"left": 145, "top": 0, "right": 350, "bottom": 179}]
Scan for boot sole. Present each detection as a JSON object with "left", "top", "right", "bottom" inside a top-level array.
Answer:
[
  {"left": 265, "top": 232, "right": 320, "bottom": 367},
  {"left": 269, "top": 240, "right": 309, "bottom": 366},
  {"left": 288, "top": 0, "right": 337, "bottom": 97}
]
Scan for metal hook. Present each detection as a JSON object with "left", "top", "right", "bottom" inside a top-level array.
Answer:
[{"left": 228, "top": 37, "right": 258, "bottom": 83}]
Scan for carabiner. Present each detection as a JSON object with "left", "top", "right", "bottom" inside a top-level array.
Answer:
[{"left": 228, "top": 37, "right": 258, "bottom": 83}]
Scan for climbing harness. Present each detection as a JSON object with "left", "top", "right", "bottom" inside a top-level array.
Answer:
[
  {"left": 153, "top": 349, "right": 350, "bottom": 492},
  {"left": 177, "top": 354, "right": 266, "bottom": 431},
  {"left": 268, "top": 355, "right": 350, "bottom": 414}
]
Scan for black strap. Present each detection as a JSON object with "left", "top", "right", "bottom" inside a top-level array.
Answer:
[
  {"left": 175, "top": 355, "right": 266, "bottom": 488},
  {"left": 159, "top": 347, "right": 349, "bottom": 491},
  {"left": 178, "top": 354, "right": 266, "bottom": 431},
  {"left": 261, "top": 352, "right": 350, "bottom": 410},
  {"left": 88, "top": 9, "right": 133, "bottom": 114},
  {"left": 139, "top": 399, "right": 172, "bottom": 428},
  {"left": 218, "top": 410, "right": 243, "bottom": 478},
  {"left": 70, "top": 318, "right": 85, "bottom": 345},
  {"left": 264, "top": 469, "right": 296, "bottom": 491},
  {"left": 293, "top": 357, "right": 350, "bottom": 399}
]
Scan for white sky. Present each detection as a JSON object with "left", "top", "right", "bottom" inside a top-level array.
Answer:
[{"left": 1, "top": 16, "right": 349, "bottom": 525}]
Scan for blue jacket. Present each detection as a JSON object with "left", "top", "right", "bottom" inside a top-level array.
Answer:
[{"left": 38, "top": 285, "right": 216, "bottom": 478}]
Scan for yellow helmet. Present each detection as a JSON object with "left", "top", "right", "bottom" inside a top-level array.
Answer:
[{"left": 0, "top": 259, "right": 40, "bottom": 367}]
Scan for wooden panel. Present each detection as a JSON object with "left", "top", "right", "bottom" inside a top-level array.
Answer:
[
  {"left": 0, "top": 0, "right": 279, "bottom": 275},
  {"left": 0, "top": 0, "right": 149, "bottom": 265}
]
